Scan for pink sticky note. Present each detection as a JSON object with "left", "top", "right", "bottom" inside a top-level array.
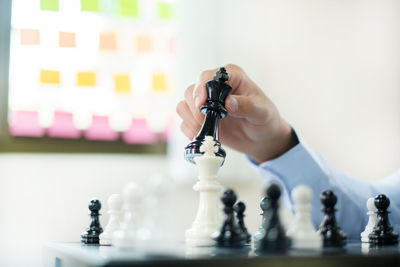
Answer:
[
  {"left": 84, "top": 115, "right": 119, "bottom": 141},
  {"left": 122, "top": 118, "right": 158, "bottom": 144},
  {"left": 48, "top": 111, "right": 81, "bottom": 139},
  {"left": 9, "top": 110, "right": 46, "bottom": 137}
]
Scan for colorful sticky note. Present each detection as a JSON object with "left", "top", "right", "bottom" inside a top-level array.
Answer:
[
  {"left": 20, "top": 29, "right": 40, "bottom": 45},
  {"left": 77, "top": 72, "right": 96, "bottom": 87},
  {"left": 99, "top": 32, "right": 117, "bottom": 51},
  {"left": 114, "top": 74, "right": 131, "bottom": 93},
  {"left": 59, "top": 32, "right": 76, "bottom": 48},
  {"left": 120, "top": 0, "right": 139, "bottom": 17},
  {"left": 157, "top": 2, "right": 174, "bottom": 20},
  {"left": 40, "top": 0, "right": 59, "bottom": 11},
  {"left": 152, "top": 73, "right": 168, "bottom": 92},
  {"left": 48, "top": 111, "right": 81, "bottom": 139},
  {"left": 9, "top": 111, "right": 46, "bottom": 138},
  {"left": 135, "top": 35, "right": 153, "bottom": 53},
  {"left": 40, "top": 70, "right": 61, "bottom": 84},
  {"left": 81, "top": 0, "right": 99, "bottom": 12}
]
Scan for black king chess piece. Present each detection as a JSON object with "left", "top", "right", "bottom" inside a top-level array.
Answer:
[
  {"left": 81, "top": 199, "right": 103, "bottom": 244},
  {"left": 234, "top": 201, "right": 251, "bottom": 244},
  {"left": 318, "top": 190, "right": 346, "bottom": 247},
  {"left": 184, "top": 67, "right": 232, "bottom": 165},
  {"left": 369, "top": 194, "right": 399, "bottom": 246},
  {"left": 215, "top": 189, "right": 247, "bottom": 248},
  {"left": 255, "top": 183, "right": 291, "bottom": 254}
]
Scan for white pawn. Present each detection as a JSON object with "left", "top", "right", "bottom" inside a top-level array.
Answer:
[
  {"left": 286, "top": 185, "right": 322, "bottom": 249},
  {"left": 361, "top": 197, "right": 377, "bottom": 243},
  {"left": 99, "top": 194, "right": 122, "bottom": 245},
  {"left": 113, "top": 183, "right": 142, "bottom": 249}
]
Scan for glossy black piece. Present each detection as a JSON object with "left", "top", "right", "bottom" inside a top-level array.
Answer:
[
  {"left": 318, "top": 190, "right": 347, "bottom": 247},
  {"left": 234, "top": 201, "right": 251, "bottom": 244},
  {"left": 184, "top": 67, "right": 232, "bottom": 165},
  {"left": 81, "top": 199, "right": 103, "bottom": 244},
  {"left": 255, "top": 183, "right": 291, "bottom": 254},
  {"left": 214, "top": 189, "right": 247, "bottom": 248},
  {"left": 369, "top": 194, "right": 399, "bottom": 246}
]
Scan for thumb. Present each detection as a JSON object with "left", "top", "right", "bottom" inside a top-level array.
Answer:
[{"left": 225, "top": 95, "right": 268, "bottom": 123}]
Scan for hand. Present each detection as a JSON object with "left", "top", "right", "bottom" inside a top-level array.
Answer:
[{"left": 176, "top": 64, "right": 297, "bottom": 164}]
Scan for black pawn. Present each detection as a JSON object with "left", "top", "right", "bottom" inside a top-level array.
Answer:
[
  {"left": 215, "top": 189, "right": 247, "bottom": 248},
  {"left": 318, "top": 190, "right": 346, "bottom": 247},
  {"left": 234, "top": 201, "right": 251, "bottom": 244},
  {"left": 81, "top": 199, "right": 103, "bottom": 244},
  {"left": 255, "top": 183, "right": 290, "bottom": 253},
  {"left": 369, "top": 194, "right": 398, "bottom": 246}
]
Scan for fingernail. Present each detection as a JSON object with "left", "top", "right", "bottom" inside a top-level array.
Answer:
[
  {"left": 194, "top": 96, "right": 201, "bottom": 108},
  {"left": 227, "top": 96, "right": 238, "bottom": 113}
]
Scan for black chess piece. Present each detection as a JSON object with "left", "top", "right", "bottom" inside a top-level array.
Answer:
[
  {"left": 255, "top": 183, "right": 291, "bottom": 254},
  {"left": 214, "top": 189, "right": 247, "bottom": 248},
  {"left": 369, "top": 194, "right": 399, "bottom": 246},
  {"left": 81, "top": 199, "right": 103, "bottom": 244},
  {"left": 234, "top": 201, "right": 251, "bottom": 244},
  {"left": 318, "top": 190, "right": 346, "bottom": 247},
  {"left": 184, "top": 67, "right": 232, "bottom": 165}
]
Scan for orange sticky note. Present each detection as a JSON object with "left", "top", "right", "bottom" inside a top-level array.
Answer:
[
  {"left": 20, "top": 29, "right": 40, "bottom": 45},
  {"left": 77, "top": 72, "right": 96, "bottom": 87},
  {"left": 59, "top": 32, "right": 76, "bottom": 48},
  {"left": 40, "top": 70, "right": 60, "bottom": 84},
  {"left": 99, "top": 32, "right": 117, "bottom": 51},
  {"left": 114, "top": 74, "right": 131, "bottom": 93},
  {"left": 152, "top": 73, "right": 168, "bottom": 92},
  {"left": 135, "top": 35, "right": 153, "bottom": 53}
]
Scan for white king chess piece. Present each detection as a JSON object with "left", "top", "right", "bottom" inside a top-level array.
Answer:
[
  {"left": 185, "top": 136, "right": 224, "bottom": 246},
  {"left": 286, "top": 185, "right": 322, "bottom": 249},
  {"left": 361, "top": 197, "right": 378, "bottom": 243}
]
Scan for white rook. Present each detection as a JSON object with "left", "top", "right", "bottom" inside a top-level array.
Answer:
[{"left": 185, "top": 136, "right": 223, "bottom": 246}]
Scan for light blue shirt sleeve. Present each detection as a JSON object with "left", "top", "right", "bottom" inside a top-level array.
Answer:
[{"left": 248, "top": 131, "right": 400, "bottom": 241}]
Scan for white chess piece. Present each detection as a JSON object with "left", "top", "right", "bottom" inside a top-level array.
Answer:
[
  {"left": 99, "top": 194, "right": 122, "bottom": 245},
  {"left": 286, "top": 185, "right": 322, "bottom": 249},
  {"left": 361, "top": 197, "right": 377, "bottom": 243},
  {"left": 113, "top": 183, "right": 142, "bottom": 249},
  {"left": 185, "top": 136, "right": 223, "bottom": 246}
]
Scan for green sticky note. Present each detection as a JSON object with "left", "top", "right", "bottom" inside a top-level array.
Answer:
[
  {"left": 40, "top": 0, "right": 59, "bottom": 11},
  {"left": 120, "top": 0, "right": 139, "bottom": 17},
  {"left": 81, "top": 0, "right": 99, "bottom": 12},
  {"left": 158, "top": 2, "right": 174, "bottom": 20}
]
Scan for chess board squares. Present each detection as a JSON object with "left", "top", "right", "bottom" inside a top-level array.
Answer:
[
  {"left": 20, "top": 29, "right": 40, "bottom": 45},
  {"left": 41, "top": 0, "right": 59, "bottom": 11},
  {"left": 120, "top": 0, "right": 139, "bottom": 17},
  {"left": 114, "top": 74, "right": 131, "bottom": 94},
  {"left": 81, "top": 0, "right": 100, "bottom": 12},
  {"left": 77, "top": 72, "right": 97, "bottom": 87},
  {"left": 40, "top": 70, "right": 61, "bottom": 85},
  {"left": 59, "top": 32, "right": 76, "bottom": 48},
  {"left": 135, "top": 35, "right": 153, "bottom": 53},
  {"left": 99, "top": 32, "right": 117, "bottom": 51}
]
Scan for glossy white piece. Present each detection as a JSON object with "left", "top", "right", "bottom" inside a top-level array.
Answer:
[
  {"left": 361, "top": 197, "right": 377, "bottom": 243},
  {"left": 286, "top": 185, "right": 322, "bottom": 249},
  {"left": 99, "top": 194, "right": 122, "bottom": 246},
  {"left": 185, "top": 136, "right": 223, "bottom": 246}
]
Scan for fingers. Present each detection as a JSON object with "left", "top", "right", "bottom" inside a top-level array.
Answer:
[
  {"left": 176, "top": 100, "right": 202, "bottom": 131},
  {"left": 225, "top": 95, "right": 269, "bottom": 124},
  {"left": 183, "top": 84, "right": 204, "bottom": 124},
  {"left": 180, "top": 122, "right": 198, "bottom": 140}
]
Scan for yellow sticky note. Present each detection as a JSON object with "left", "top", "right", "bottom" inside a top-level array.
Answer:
[
  {"left": 152, "top": 73, "right": 168, "bottom": 93},
  {"left": 77, "top": 72, "right": 96, "bottom": 87},
  {"left": 40, "top": 70, "right": 60, "bottom": 84},
  {"left": 114, "top": 74, "right": 131, "bottom": 93}
]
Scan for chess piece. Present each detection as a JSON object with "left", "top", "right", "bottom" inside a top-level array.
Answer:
[
  {"left": 81, "top": 199, "right": 103, "bottom": 244},
  {"left": 185, "top": 136, "right": 224, "bottom": 246},
  {"left": 253, "top": 197, "right": 268, "bottom": 243},
  {"left": 184, "top": 67, "right": 232, "bottom": 165},
  {"left": 369, "top": 194, "right": 398, "bottom": 246},
  {"left": 255, "top": 183, "right": 291, "bottom": 253},
  {"left": 286, "top": 185, "right": 322, "bottom": 249},
  {"left": 361, "top": 197, "right": 377, "bottom": 243},
  {"left": 214, "top": 189, "right": 247, "bottom": 248},
  {"left": 113, "top": 183, "right": 142, "bottom": 249},
  {"left": 317, "top": 190, "right": 346, "bottom": 247},
  {"left": 234, "top": 201, "right": 251, "bottom": 244},
  {"left": 99, "top": 194, "right": 122, "bottom": 245}
]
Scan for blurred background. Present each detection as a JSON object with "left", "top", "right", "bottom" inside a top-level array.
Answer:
[{"left": 1, "top": 0, "right": 400, "bottom": 266}]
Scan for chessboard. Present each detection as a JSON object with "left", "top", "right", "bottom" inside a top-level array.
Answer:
[{"left": 43, "top": 241, "right": 400, "bottom": 267}]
